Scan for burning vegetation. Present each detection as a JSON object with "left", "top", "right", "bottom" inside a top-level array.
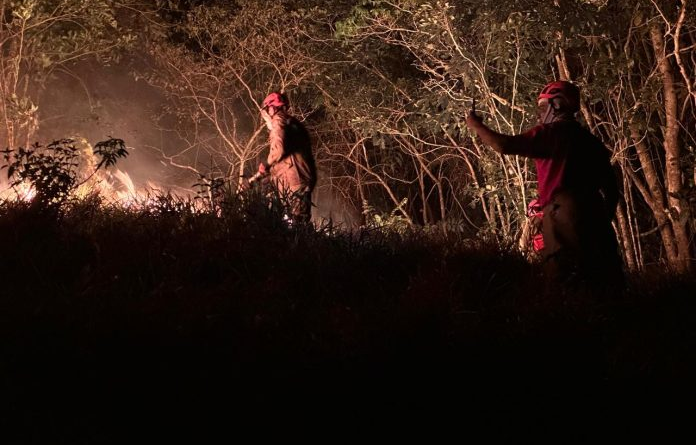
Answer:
[{"left": 0, "top": 136, "right": 204, "bottom": 210}]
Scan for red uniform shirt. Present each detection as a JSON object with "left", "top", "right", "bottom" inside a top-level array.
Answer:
[{"left": 503, "top": 121, "right": 616, "bottom": 209}]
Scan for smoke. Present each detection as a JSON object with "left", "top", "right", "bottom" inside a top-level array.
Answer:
[
  {"left": 312, "top": 181, "right": 361, "bottom": 228},
  {"left": 36, "top": 59, "right": 197, "bottom": 194}
]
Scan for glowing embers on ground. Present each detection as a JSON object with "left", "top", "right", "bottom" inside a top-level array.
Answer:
[
  {"left": 101, "top": 168, "right": 161, "bottom": 207},
  {"left": 96, "top": 169, "right": 205, "bottom": 211}
]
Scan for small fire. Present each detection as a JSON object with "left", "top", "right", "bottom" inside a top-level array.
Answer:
[
  {"left": 0, "top": 138, "right": 204, "bottom": 210},
  {"left": 100, "top": 169, "right": 203, "bottom": 210},
  {"left": 1, "top": 168, "right": 203, "bottom": 211},
  {"left": 113, "top": 169, "right": 137, "bottom": 196},
  {"left": 108, "top": 169, "right": 143, "bottom": 206},
  {"left": 0, "top": 182, "right": 37, "bottom": 202}
]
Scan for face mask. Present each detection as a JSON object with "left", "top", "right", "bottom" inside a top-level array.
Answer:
[
  {"left": 537, "top": 99, "right": 553, "bottom": 124},
  {"left": 261, "top": 106, "right": 284, "bottom": 129},
  {"left": 537, "top": 98, "right": 575, "bottom": 124}
]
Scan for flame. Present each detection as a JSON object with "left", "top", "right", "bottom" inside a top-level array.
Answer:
[
  {"left": 0, "top": 181, "right": 37, "bottom": 202},
  {"left": 102, "top": 169, "right": 203, "bottom": 210},
  {"left": 1, "top": 168, "right": 205, "bottom": 212},
  {"left": 110, "top": 169, "right": 140, "bottom": 206},
  {"left": 0, "top": 139, "right": 207, "bottom": 211},
  {"left": 113, "top": 169, "right": 137, "bottom": 196}
]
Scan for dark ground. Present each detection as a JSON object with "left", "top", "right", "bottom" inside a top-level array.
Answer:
[{"left": 1, "top": 198, "right": 694, "bottom": 442}]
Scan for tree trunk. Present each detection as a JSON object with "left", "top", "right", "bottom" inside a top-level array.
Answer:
[
  {"left": 628, "top": 122, "right": 680, "bottom": 267},
  {"left": 615, "top": 200, "right": 638, "bottom": 271},
  {"left": 650, "top": 23, "right": 692, "bottom": 272}
]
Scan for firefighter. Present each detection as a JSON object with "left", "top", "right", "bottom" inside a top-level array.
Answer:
[
  {"left": 465, "top": 81, "right": 623, "bottom": 286},
  {"left": 257, "top": 92, "right": 317, "bottom": 224}
]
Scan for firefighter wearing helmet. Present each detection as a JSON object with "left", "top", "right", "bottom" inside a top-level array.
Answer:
[
  {"left": 466, "top": 81, "right": 623, "bottom": 286},
  {"left": 257, "top": 92, "right": 317, "bottom": 224}
]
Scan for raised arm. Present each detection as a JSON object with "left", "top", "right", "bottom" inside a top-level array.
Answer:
[
  {"left": 465, "top": 113, "right": 516, "bottom": 154},
  {"left": 465, "top": 101, "right": 520, "bottom": 155},
  {"left": 465, "top": 101, "right": 550, "bottom": 159}
]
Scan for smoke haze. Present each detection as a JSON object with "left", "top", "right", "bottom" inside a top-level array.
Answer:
[{"left": 37, "top": 59, "right": 197, "bottom": 193}]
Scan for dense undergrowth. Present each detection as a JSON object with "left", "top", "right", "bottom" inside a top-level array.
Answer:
[{"left": 1, "top": 193, "right": 694, "bottom": 441}]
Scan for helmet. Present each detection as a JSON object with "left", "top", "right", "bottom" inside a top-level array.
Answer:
[
  {"left": 262, "top": 92, "right": 289, "bottom": 110},
  {"left": 538, "top": 81, "right": 580, "bottom": 113}
]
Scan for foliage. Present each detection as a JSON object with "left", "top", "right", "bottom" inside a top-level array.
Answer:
[
  {"left": 93, "top": 138, "right": 129, "bottom": 169},
  {"left": 1, "top": 137, "right": 128, "bottom": 207},
  {"left": 141, "top": 0, "right": 334, "bottom": 182},
  {"left": 313, "top": 0, "right": 695, "bottom": 270},
  {"left": 362, "top": 198, "right": 413, "bottom": 234}
]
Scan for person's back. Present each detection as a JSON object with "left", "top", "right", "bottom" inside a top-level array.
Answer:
[
  {"left": 558, "top": 121, "right": 617, "bottom": 207},
  {"left": 531, "top": 120, "right": 622, "bottom": 286},
  {"left": 267, "top": 113, "right": 316, "bottom": 195}
]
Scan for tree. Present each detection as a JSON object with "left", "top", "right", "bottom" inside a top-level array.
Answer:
[
  {"left": 0, "top": 0, "right": 135, "bottom": 151},
  {"left": 556, "top": 0, "right": 695, "bottom": 272}
]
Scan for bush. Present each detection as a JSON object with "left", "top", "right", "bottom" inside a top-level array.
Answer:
[{"left": 1, "top": 137, "right": 128, "bottom": 208}]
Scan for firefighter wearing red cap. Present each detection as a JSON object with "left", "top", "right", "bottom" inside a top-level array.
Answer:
[
  {"left": 257, "top": 92, "right": 317, "bottom": 223},
  {"left": 466, "top": 81, "right": 622, "bottom": 285}
]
